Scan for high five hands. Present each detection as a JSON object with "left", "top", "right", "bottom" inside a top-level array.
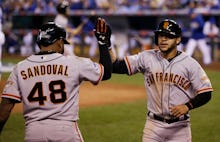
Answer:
[{"left": 94, "top": 17, "right": 112, "bottom": 49}]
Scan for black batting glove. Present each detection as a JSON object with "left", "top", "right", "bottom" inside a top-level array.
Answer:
[{"left": 94, "top": 17, "right": 112, "bottom": 49}]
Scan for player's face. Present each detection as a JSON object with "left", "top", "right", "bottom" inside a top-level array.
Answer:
[{"left": 158, "top": 33, "right": 180, "bottom": 54}]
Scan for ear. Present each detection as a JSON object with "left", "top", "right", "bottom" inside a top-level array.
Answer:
[
  {"left": 176, "top": 37, "right": 181, "bottom": 45},
  {"left": 59, "top": 39, "right": 65, "bottom": 48},
  {"left": 56, "top": 39, "right": 64, "bottom": 47},
  {"left": 51, "top": 39, "right": 63, "bottom": 52}
]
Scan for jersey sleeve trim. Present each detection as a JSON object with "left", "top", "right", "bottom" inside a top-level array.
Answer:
[
  {"left": 124, "top": 56, "right": 132, "bottom": 75},
  {"left": 1, "top": 94, "right": 21, "bottom": 102},
  {"left": 93, "top": 64, "right": 104, "bottom": 85},
  {"left": 196, "top": 87, "right": 213, "bottom": 94}
]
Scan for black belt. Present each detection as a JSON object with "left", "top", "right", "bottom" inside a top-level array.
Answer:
[{"left": 147, "top": 111, "right": 189, "bottom": 124}]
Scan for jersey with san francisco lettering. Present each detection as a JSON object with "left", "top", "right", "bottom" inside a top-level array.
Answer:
[
  {"left": 124, "top": 49, "right": 213, "bottom": 116},
  {"left": 2, "top": 53, "right": 104, "bottom": 125}
]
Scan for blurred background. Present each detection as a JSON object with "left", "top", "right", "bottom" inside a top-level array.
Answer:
[{"left": 1, "top": 0, "right": 220, "bottom": 67}]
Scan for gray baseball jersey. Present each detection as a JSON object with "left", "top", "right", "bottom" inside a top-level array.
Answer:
[
  {"left": 2, "top": 53, "right": 104, "bottom": 125},
  {"left": 124, "top": 49, "right": 213, "bottom": 116}
]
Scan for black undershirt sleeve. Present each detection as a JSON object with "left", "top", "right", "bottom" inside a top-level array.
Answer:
[
  {"left": 185, "top": 91, "right": 212, "bottom": 110},
  {"left": 112, "top": 59, "right": 129, "bottom": 75},
  {"left": 99, "top": 46, "right": 112, "bottom": 80}
]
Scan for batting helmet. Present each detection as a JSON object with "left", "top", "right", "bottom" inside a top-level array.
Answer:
[
  {"left": 36, "top": 22, "right": 70, "bottom": 47},
  {"left": 154, "top": 19, "right": 182, "bottom": 45},
  {"left": 56, "top": 1, "right": 69, "bottom": 14}
]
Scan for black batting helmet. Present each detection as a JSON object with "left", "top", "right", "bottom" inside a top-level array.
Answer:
[
  {"left": 154, "top": 19, "right": 182, "bottom": 45},
  {"left": 56, "top": 1, "right": 69, "bottom": 14},
  {"left": 36, "top": 22, "right": 70, "bottom": 47}
]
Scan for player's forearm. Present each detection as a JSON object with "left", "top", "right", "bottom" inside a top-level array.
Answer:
[
  {"left": 0, "top": 98, "right": 15, "bottom": 134},
  {"left": 0, "top": 120, "right": 7, "bottom": 134},
  {"left": 73, "top": 23, "right": 84, "bottom": 35},
  {"left": 99, "top": 45, "right": 112, "bottom": 80},
  {"left": 185, "top": 91, "right": 212, "bottom": 110},
  {"left": 67, "top": 25, "right": 83, "bottom": 36}
]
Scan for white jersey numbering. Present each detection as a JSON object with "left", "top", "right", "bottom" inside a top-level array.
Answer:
[{"left": 2, "top": 53, "right": 104, "bottom": 125}]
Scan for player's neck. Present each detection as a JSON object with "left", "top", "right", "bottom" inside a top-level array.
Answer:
[
  {"left": 161, "top": 49, "right": 176, "bottom": 58},
  {"left": 38, "top": 47, "right": 58, "bottom": 54},
  {"left": 161, "top": 49, "right": 179, "bottom": 62}
]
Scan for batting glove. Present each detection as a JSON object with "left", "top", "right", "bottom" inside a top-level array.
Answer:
[{"left": 94, "top": 17, "right": 112, "bottom": 49}]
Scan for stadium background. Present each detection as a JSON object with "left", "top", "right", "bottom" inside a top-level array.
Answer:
[{"left": 1, "top": 0, "right": 220, "bottom": 142}]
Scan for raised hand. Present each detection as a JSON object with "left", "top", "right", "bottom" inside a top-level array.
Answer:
[{"left": 94, "top": 17, "right": 112, "bottom": 48}]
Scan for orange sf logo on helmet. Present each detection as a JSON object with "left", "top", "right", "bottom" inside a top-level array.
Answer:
[{"left": 163, "top": 21, "right": 171, "bottom": 30}]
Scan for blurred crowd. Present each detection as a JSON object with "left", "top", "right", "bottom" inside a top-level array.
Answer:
[
  {"left": 1, "top": 0, "right": 220, "bottom": 15},
  {"left": 1, "top": 0, "right": 220, "bottom": 65}
]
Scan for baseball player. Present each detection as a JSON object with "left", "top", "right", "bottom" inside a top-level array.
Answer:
[
  {"left": 54, "top": 0, "right": 87, "bottom": 56},
  {"left": 185, "top": 10, "right": 212, "bottom": 65},
  {"left": 203, "top": 16, "right": 219, "bottom": 61},
  {"left": 107, "top": 19, "right": 213, "bottom": 142},
  {"left": 0, "top": 18, "right": 112, "bottom": 142}
]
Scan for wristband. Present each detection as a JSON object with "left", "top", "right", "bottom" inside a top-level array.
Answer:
[{"left": 185, "top": 102, "right": 193, "bottom": 110}]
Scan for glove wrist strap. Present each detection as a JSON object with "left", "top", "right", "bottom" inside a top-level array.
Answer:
[{"left": 98, "top": 41, "right": 111, "bottom": 50}]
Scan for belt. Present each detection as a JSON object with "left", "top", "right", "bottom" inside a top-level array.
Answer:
[{"left": 147, "top": 111, "right": 189, "bottom": 124}]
